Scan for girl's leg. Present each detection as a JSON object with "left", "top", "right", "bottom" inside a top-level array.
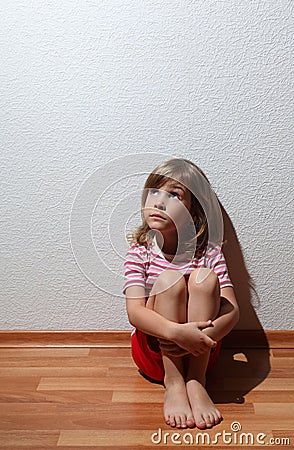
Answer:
[
  {"left": 147, "top": 270, "right": 194, "bottom": 429},
  {"left": 185, "top": 268, "right": 223, "bottom": 429}
]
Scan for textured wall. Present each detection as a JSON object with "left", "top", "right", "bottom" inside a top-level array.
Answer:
[{"left": 0, "top": 1, "right": 293, "bottom": 330}]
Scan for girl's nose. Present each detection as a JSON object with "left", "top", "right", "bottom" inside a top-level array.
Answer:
[{"left": 154, "top": 192, "right": 166, "bottom": 210}]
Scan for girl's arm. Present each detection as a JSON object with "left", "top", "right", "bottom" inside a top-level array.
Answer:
[
  {"left": 202, "top": 286, "right": 239, "bottom": 342},
  {"left": 126, "top": 285, "right": 217, "bottom": 357}
]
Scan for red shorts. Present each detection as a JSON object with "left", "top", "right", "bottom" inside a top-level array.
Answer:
[{"left": 131, "top": 328, "right": 221, "bottom": 383}]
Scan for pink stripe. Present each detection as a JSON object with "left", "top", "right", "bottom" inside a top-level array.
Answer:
[{"left": 123, "top": 244, "right": 233, "bottom": 294}]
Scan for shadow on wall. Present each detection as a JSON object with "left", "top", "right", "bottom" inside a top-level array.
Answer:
[{"left": 207, "top": 205, "right": 271, "bottom": 404}]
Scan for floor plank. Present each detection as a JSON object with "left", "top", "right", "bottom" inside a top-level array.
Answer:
[
  {"left": 37, "top": 376, "right": 163, "bottom": 391},
  {"left": 0, "top": 334, "right": 293, "bottom": 449}
]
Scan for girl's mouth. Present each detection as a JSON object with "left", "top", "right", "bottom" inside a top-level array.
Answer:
[{"left": 150, "top": 213, "right": 166, "bottom": 220}]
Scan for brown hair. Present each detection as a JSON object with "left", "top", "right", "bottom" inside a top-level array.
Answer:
[{"left": 128, "top": 158, "right": 213, "bottom": 257}]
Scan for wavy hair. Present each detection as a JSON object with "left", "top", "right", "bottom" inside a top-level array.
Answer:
[{"left": 128, "top": 158, "right": 212, "bottom": 257}]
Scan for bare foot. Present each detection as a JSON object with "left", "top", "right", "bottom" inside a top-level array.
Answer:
[
  {"left": 186, "top": 379, "right": 222, "bottom": 429},
  {"left": 164, "top": 380, "right": 195, "bottom": 429}
]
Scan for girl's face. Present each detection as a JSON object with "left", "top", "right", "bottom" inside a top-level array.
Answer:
[{"left": 143, "top": 179, "right": 195, "bottom": 236}]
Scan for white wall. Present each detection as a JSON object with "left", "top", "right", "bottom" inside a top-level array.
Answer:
[{"left": 0, "top": 1, "right": 293, "bottom": 330}]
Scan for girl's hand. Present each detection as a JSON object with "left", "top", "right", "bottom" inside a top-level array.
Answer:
[
  {"left": 158, "top": 339, "right": 190, "bottom": 357},
  {"left": 172, "top": 320, "right": 217, "bottom": 357}
]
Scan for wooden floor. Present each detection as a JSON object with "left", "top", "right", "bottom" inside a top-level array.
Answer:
[{"left": 0, "top": 332, "right": 293, "bottom": 449}]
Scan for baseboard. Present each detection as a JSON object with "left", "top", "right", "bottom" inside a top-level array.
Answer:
[
  {"left": 0, "top": 329, "right": 293, "bottom": 348},
  {"left": 223, "top": 329, "right": 294, "bottom": 349},
  {"left": 0, "top": 330, "right": 131, "bottom": 348}
]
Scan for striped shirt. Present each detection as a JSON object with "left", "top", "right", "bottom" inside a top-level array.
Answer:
[{"left": 123, "top": 237, "right": 233, "bottom": 296}]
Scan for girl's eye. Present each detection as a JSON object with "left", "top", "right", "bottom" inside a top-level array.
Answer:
[
  {"left": 169, "top": 192, "right": 180, "bottom": 199},
  {"left": 150, "top": 188, "right": 159, "bottom": 195},
  {"left": 148, "top": 188, "right": 180, "bottom": 199}
]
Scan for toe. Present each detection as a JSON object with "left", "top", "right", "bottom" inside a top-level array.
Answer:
[
  {"left": 203, "top": 414, "right": 213, "bottom": 428},
  {"left": 196, "top": 414, "right": 207, "bottom": 429},
  {"left": 169, "top": 415, "right": 176, "bottom": 427},
  {"left": 175, "top": 415, "right": 182, "bottom": 428},
  {"left": 212, "top": 411, "right": 221, "bottom": 425},
  {"left": 180, "top": 414, "right": 188, "bottom": 428},
  {"left": 186, "top": 416, "right": 195, "bottom": 428},
  {"left": 208, "top": 413, "right": 216, "bottom": 427},
  {"left": 216, "top": 410, "right": 223, "bottom": 423}
]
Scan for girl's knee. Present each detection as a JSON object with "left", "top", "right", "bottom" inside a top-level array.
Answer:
[
  {"left": 188, "top": 268, "right": 219, "bottom": 295},
  {"left": 151, "top": 269, "right": 186, "bottom": 296}
]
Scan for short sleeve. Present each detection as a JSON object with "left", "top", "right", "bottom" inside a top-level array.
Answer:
[
  {"left": 122, "top": 244, "right": 148, "bottom": 295},
  {"left": 205, "top": 246, "right": 233, "bottom": 289}
]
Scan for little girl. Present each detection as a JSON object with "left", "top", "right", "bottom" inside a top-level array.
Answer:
[{"left": 123, "top": 158, "right": 239, "bottom": 430}]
